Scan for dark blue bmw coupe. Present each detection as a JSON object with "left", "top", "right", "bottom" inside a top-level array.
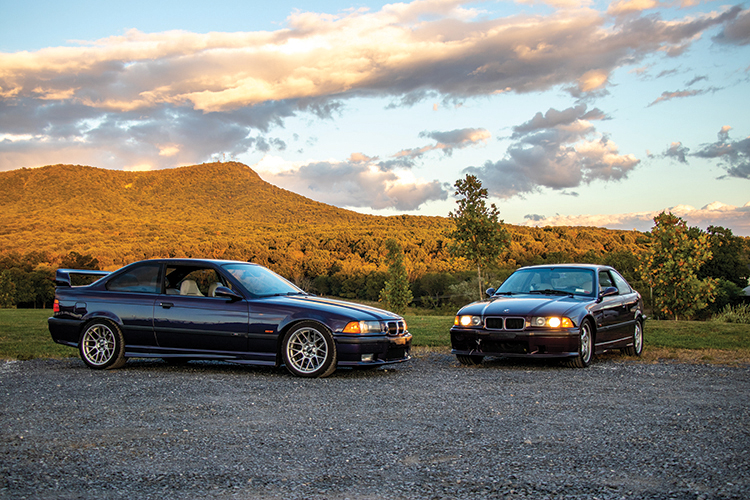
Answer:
[
  {"left": 450, "top": 264, "right": 645, "bottom": 368},
  {"left": 49, "top": 259, "right": 411, "bottom": 377}
]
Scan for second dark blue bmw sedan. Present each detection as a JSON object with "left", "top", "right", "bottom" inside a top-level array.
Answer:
[
  {"left": 49, "top": 259, "right": 411, "bottom": 377},
  {"left": 450, "top": 264, "right": 645, "bottom": 368}
]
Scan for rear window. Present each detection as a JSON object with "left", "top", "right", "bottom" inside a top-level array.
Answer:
[{"left": 106, "top": 264, "right": 161, "bottom": 293}]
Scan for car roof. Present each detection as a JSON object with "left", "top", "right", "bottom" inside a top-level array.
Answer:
[
  {"left": 515, "top": 263, "right": 611, "bottom": 271},
  {"left": 128, "top": 258, "right": 258, "bottom": 266}
]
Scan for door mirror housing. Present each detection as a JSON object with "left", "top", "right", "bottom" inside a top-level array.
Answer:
[
  {"left": 214, "top": 286, "right": 243, "bottom": 301},
  {"left": 598, "top": 286, "right": 619, "bottom": 302}
]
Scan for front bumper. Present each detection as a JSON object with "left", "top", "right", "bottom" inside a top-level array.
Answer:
[
  {"left": 450, "top": 327, "right": 579, "bottom": 359},
  {"left": 334, "top": 332, "right": 412, "bottom": 366}
]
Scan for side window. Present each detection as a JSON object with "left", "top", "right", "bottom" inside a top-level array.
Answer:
[
  {"left": 107, "top": 264, "right": 161, "bottom": 293},
  {"left": 611, "top": 271, "right": 632, "bottom": 295},
  {"left": 598, "top": 271, "right": 614, "bottom": 292},
  {"left": 164, "top": 266, "right": 229, "bottom": 297}
]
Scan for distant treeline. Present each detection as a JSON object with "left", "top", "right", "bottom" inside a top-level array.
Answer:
[{"left": 1, "top": 223, "right": 652, "bottom": 309}]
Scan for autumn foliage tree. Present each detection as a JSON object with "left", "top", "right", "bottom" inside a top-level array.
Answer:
[
  {"left": 639, "top": 212, "right": 717, "bottom": 320},
  {"left": 448, "top": 174, "right": 509, "bottom": 300}
]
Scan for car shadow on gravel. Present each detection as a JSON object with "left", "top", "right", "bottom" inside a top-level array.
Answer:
[
  {"left": 441, "top": 350, "right": 639, "bottom": 371},
  {"left": 68, "top": 357, "right": 414, "bottom": 380}
]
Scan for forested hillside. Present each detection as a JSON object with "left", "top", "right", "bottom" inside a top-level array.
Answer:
[{"left": 1, "top": 162, "right": 652, "bottom": 306}]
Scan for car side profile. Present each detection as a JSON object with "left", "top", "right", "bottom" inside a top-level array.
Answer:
[
  {"left": 49, "top": 259, "right": 411, "bottom": 378},
  {"left": 450, "top": 264, "right": 645, "bottom": 367}
]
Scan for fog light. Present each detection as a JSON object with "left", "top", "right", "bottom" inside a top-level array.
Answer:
[{"left": 361, "top": 354, "right": 374, "bottom": 362}]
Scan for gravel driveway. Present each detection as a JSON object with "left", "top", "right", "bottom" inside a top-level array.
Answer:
[{"left": 1, "top": 353, "right": 748, "bottom": 500}]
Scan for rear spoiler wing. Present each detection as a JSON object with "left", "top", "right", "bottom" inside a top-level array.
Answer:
[{"left": 55, "top": 269, "right": 111, "bottom": 287}]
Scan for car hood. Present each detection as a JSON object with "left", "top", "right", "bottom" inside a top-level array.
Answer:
[
  {"left": 265, "top": 294, "right": 402, "bottom": 321},
  {"left": 458, "top": 294, "right": 588, "bottom": 317}
]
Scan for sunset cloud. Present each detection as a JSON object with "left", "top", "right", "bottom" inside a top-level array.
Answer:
[
  {"left": 694, "top": 126, "right": 750, "bottom": 179},
  {"left": 466, "top": 104, "right": 639, "bottom": 198},
  {"left": 713, "top": 8, "right": 750, "bottom": 45},
  {"left": 0, "top": 2, "right": 744, "bottom": 171},
  {"left": 521, "top": 201, "right": 750, "bottom": 236},
  {"left": 394, "top": 127, "right": 491, "bottom": 160},
  {"left": 647, "top": 87, "right": 720, "bottom": 106},
  {"left": 252, "top": 155, "right": 449, "bottom": 211}
]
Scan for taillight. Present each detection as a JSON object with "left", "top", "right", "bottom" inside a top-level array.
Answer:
[{"left": 53, "top": 299, "right": 59, "bottom": 313}]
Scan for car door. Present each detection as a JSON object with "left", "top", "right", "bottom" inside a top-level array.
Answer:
[
  {"left": 100, "top": 262, "right": 162, "bottom": 347},
  {"left": 610, "top": 270, "right": 639, "bottom": 343},
  {"left": 595, "top": 270, "right": 625, "bottom": 346},
  {"left": 153, "top": 266, "right": 249, "bottom": 353}
]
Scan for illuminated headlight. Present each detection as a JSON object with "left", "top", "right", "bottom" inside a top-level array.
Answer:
[
  {"left": 455, "top": 315, "right": 482, "bottom": 327},
  {"left": 343, "top": 320, "right": 382, "bottom": 334},
  {"left": 529, "top": 317, "right": 574, "bottom": 328}
]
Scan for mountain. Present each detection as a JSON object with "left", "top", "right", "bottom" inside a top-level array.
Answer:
[
  {"left": 0, "top": 162, "right": 453, "bottom": 269},
  {"left": 3, "top": 162, "right": 370, "bottom": 225}
]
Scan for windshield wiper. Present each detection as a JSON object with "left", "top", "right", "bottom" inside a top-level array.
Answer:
[{"left": 262, "top": 291, "right": 308, "bottom": 297}]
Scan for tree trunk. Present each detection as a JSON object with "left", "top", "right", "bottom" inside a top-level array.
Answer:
[{"left": 477, "top": 263, "right": 483, "bottom": 300}]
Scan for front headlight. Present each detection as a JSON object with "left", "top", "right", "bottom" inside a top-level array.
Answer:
[
  {"left": 342, "top": 320, "right": 382, "bottom": 334},
  {"left": 529, "top": 317, "right": 574, "bottom": 328},
  {"left": 454, "top": 315, "right": 482, "bottom": 327}
]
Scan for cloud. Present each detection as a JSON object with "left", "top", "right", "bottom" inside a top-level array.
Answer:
[
  {"left": 663, "top": 141, "right": 690, "bottom": 163},
  {"left": 607, "top": 0, "right": 659, "bottom": 17},
  {"left": 693, "top": 126, "right": 750, "bottom": 179},
  {"left": 0, "top": 2, "right": 744, "bottom": 170},
  {"left": 521, "top": 201, "right": 750, "bottom": 236},
  {"left": 0, "top": 99, "right": 296, "bottom": 170},
  {"left": 465, "top": 104, "right": 639, "bottom": 198},
  {"left": 252, "top": 155, "right": 448, "bottom": 211},
  {"left": 647, "top": 87, "right": 719, "bottom": 106},
  {"left": 713, "top": 8, "right": 750, "bottom": 45},
  {"left": 394, "top": 127, "right": 490, "bottom": 160}
]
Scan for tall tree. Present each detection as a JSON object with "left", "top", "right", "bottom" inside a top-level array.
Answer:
[
  {"left": 698, "top": 225, "right": 749, "bottom": 288},
  {"left": 379, "top": 239, "right": 413, "bottom": 314},
  {"left": 448, "top": 174, "right": 509, "bottom": 300},
  {"left": 638, "top": 212, "right": 717, "bottom": 320}
]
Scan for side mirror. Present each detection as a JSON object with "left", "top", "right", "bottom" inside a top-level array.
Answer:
[
  {"left": 598, "top": 286, "right": 619, "bottom": 301},
  {"left": 214, "top": 286, "right": 243, "bottom": 301},
  {"left": 486, "top": 288, "right": 496, "bottom": 297}
]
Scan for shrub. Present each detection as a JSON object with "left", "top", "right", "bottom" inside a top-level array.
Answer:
[{"left": 711, "top": 303, "right": 750, "bottom": 324}]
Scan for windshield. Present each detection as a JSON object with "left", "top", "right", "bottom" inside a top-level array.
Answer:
[
  {"left": 222, "top": 263, "right": 304, "bottom": 297},
  {"left": 496, "top": 267, "right": 595, "bottom": 297}
]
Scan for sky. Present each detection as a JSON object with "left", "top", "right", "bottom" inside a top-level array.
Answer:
[{"left": 1, "top": 0, "right": 749, "bottom": 235}]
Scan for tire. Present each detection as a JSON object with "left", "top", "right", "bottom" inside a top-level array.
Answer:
[
  {"left": 456, "top": 354, "right": 484, "bottom": 366},
  {"left": 282, "top": 322, "right": 337, "bottom": 378},
  {"left": 623, "top": 320, "right": 644, "bottom": 357},
  {"left": 79, "top": 320, "right": 126, "bottom": 370},
  {"left": 566, "top": 319, "right": 593, "bottom": 368}
]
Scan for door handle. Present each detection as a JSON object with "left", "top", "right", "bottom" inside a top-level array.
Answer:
[{"left": 160, "top": 302, "right": 174, "bottom": 309}]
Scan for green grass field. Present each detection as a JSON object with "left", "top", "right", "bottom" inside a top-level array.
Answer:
[
  {"left": 0, "top": 309, "right": 73, "bottom": 359},
  {"left": 1, "top": 308, "right": 748, "bottom": 363}
]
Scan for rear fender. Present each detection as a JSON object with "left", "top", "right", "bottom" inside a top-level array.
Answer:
[{"left": 80, "top": 311, "right": 124, "bottom": 330}]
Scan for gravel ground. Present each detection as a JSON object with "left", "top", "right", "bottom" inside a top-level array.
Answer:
[{"left": 1, "top": 353, "right": 748, "bottom": 500}]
